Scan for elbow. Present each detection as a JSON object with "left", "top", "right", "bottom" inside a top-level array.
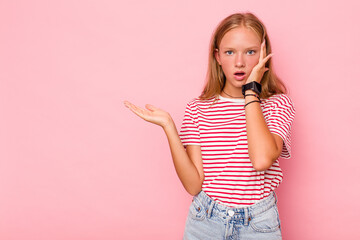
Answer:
[
  {"left": 252, "top": 157, "right": 277, "bottom": 172},
  {"left": 185, "top": 177, "right": 204, "bottom": 196},
  {"left": 187, "top": 188, "right": 202, "bottom": 196},
  {"left": 186, "top": 184, "right": 202, "bottom": 196},
  {"left": 253, "top": 164, "right": 269, "bottom": 172}
]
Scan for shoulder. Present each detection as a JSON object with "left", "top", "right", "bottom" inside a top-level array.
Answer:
[{"left": 185, "top": 96, "right": 218, "bottom": 108}]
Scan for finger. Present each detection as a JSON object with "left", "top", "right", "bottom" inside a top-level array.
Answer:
[
  {"left": 124, "top": 100, "right": 137, "bottom": 110},
  {"left": 258, "top": 53, "right": 273, "bottom": 67},
  {"left": 124, "top": 101, "right": 141, "bottom": 111},
  {"left": 127, "top": 103, "right": 144, "bottom": 116},
  {"left": 145, "top": 104, "right": 158, "bottom": 111},
  {"left": 261, "top": 40, "right": 267, "bottom": 59},
  {"left": 124, "top": 100, "right": 131, "bottom": 108},
  {"left": 263, "top": 53, "right": 274, "bottom": 63},
  {"left": 258, "top": 41, "right": 264, "bottom": 61},
  {"left": 124, "top": 101, "right": 149, "bottom": 119}
]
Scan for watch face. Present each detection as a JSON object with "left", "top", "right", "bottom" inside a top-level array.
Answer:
[
  {"left": 242, "top": 82, "right": 261, "bottom": 95},
  {"left": 254, "top": 82, "right": 261, "bottom": 93}
]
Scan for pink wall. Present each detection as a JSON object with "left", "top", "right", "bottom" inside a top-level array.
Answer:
[{"left": 1, "top": 0, "right": 360, "bottom": 239}]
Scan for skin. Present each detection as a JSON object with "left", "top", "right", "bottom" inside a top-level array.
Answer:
[
  {"left": 123, "top": 102, "right": 204, "bottom": 196},
  {"left": 215, "top": 26, "right": 283, "bottom": 171},
  {"left": 124, "top": 26, "right": 284, "bottom": 196},
  {"left": 215, "top": 26, "right": 268, "bottom": 96}
]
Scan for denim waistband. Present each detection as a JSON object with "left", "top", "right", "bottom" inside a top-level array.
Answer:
[{"left": 194, "top": 191, "right": 277, "bottom": 222}]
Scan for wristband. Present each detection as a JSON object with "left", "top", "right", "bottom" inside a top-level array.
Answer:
[
  {"left": 244, "top": 100, "right": 261, "bottom": 108},
  {"left": 244, "top": 94, "right": 260, "bottom": 102},
  {"left": 242, "top": 81, "right": 262, "bottom": 96}
]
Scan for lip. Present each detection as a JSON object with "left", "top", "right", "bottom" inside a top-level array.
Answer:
[{"left": 234, "top": 71, "right": 246, "bottom": 81}]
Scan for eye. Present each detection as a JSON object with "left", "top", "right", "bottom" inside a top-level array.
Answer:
[
  {"left": 247, "top": 50, "right": 256, "bottom": 55},
  {"left": 225, "top": 50, "right": 234, "bottom": 55}
]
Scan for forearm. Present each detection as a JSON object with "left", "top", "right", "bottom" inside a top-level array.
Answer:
[
  {"left": 162, "top": 121, "right": 203, "bottom": 195},
  {"left": 245, "top": 91, "right": 279, "bottom": 171}
]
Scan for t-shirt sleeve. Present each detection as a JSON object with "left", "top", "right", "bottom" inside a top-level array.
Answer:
[
  {"left": 266, "top": 94, "right": 296, "bottom": 159},
  {"left": 179, "top": 102, "right": 201, "bottom": 147}
]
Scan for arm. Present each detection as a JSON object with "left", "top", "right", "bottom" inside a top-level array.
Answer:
[
  {"left": 163, "top": 122, "right": 204, "bottom": 195},
  {"left": 124, "top": 101, "right": 204, "bottom": 195},
  {"left": 244, "top": 91, "right": 283, "bottom": 171},
  {"left": 244, "top": 41, "right": 283, "bottom": 171}
]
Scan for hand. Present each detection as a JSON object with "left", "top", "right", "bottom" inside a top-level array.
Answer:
[
  {"left": 246, "top": 40, "right": 274, "bottom": 84},
  {"left": 124, "top": 101, "right": 174, "bottom": 129}
]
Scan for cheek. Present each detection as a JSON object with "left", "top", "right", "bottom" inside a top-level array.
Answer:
[
  {"left": 219, "top": 60, "right": 234, "bottom": 78},
  {"left": 247, "top": 56, "right": 260, "bottom": 69},
  {"left": 224, "top": 59, "right": 233, "bottom": 66},
  {"left": 220, "top": 58, "right": 232, "bottom": 70}
]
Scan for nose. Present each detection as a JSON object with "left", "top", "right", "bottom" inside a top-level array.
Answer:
[{"left": 235, "top": 53, "right": 245, "bottom": 68}]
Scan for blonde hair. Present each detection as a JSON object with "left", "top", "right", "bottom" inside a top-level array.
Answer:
[{"left": 200, "top": 12, "right": 287, "bottom": 100}]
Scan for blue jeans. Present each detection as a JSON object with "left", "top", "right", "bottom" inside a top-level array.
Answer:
[{"left": 183, "top": 191, "right": 282, "bottom": 240}]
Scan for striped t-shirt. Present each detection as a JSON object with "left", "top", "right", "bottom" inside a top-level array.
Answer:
[{"left": 179, "top": 94, "right": 295, "bottom": 207}]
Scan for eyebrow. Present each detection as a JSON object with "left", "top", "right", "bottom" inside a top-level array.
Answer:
[
  {"left": 245, "top": 46, "right": 260, "bottom": 50},
  {"left": 222, "top": 46, "right": 260, "bottom": 50}
]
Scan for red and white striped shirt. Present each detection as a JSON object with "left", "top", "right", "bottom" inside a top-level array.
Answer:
[{"left": 179, "top": 94, "right": 295, "bottom": 207}]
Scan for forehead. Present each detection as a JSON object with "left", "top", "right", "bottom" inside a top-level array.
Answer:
[{"left": 219, "top": 27, "right": 261, "bottom": 48}]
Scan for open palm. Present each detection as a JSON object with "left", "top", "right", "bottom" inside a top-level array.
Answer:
[{"left": 124, "top": 101, "right": 172, "bottom": 128}]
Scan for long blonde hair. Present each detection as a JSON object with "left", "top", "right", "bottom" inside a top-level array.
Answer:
[{"left": 200, "top": 12, "right": 287, "bottom": 100}]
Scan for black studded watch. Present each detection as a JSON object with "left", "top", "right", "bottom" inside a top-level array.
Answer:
[{"left": 242, "top": 81, "right": 262, "bottom": 96}]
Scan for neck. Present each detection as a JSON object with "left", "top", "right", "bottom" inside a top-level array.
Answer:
[{"left": 221, "top": 88, "right": 244, "bottom": 99}]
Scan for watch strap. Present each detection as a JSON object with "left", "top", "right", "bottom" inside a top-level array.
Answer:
[{"left": 242, "top": 81, "right": 262, "bottom": 96}]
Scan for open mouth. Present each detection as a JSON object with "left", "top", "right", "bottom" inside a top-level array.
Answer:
[
  {"left": 234, "top": 71, "right": 246, "bottom": 80},
  {"left": 234, "top": 72, "right": 245, "bottom": 76}
]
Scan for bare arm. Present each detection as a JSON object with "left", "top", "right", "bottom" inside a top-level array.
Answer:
[
  {"left": 163, "top": 123, "right": 204, "bottom": 195},
  {"left": 245, "top": 92, "right": 283, "bottom": 171},
  {"left": 124, "top": 102, "right": 204, "bottom": 195},
  {"left": 244, "top": 41, "right": 283, "bottom": 171}
]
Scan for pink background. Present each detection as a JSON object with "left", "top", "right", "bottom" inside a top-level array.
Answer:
[{"left": 1, "top": 0, "right": 360, "bottom": 239}]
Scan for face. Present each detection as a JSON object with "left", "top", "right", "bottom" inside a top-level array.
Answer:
[{"left": 215, "top": 26, "right": 261, "bottom": 92}]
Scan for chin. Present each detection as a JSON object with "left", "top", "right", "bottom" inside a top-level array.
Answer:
[{"left": 234, "top": 81, "right": 246, "bottom": 87}]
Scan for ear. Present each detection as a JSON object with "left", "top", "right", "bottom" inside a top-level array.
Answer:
[{"left": 214, "top": 49, "right": 221, "bottom": 65}]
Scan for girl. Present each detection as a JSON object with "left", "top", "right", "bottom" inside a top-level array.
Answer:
[{"left": 124, "top": 12, "right": 295, "bottom": 240}]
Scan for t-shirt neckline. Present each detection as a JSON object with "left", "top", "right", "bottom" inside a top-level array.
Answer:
[{"left": 218, "top": 95, "right": 246, "bottom": 103}]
